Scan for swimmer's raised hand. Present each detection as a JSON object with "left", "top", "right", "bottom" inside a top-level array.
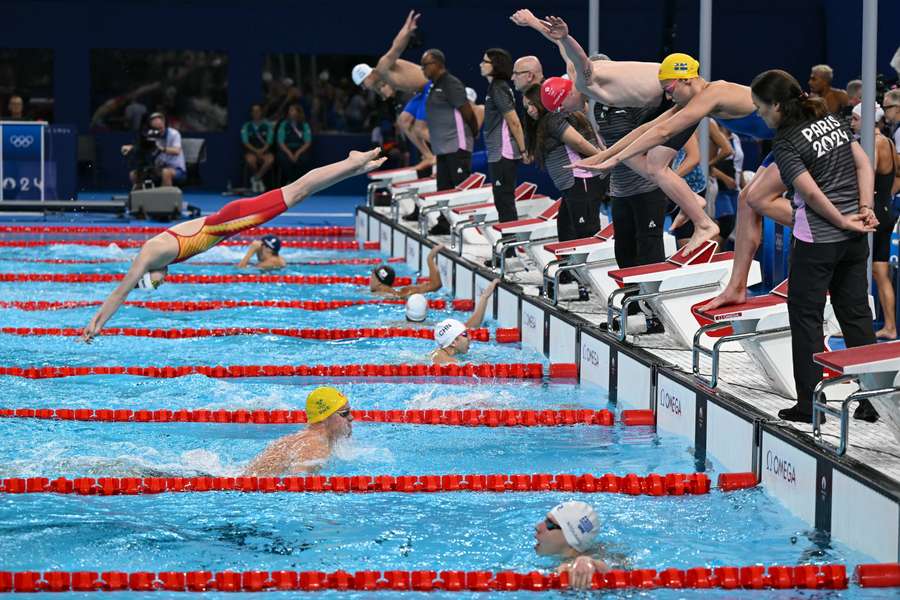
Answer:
[
  {"left": 81, "top": 314, "right": 102, "bottom": 343},
  {"left": 542, "top": 16, "right": 569, "bottom": 40},
  {"left": 400, "top": 9, "right": 420, "bottom": 36},
  {"left": 348, "top": 148, "right": 387, "bottom": 175},
  {"left": 428, "top": 243, "right": 445, "bottom": 257}
]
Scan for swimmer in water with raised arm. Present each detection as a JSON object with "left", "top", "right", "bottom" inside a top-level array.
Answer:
[
  {"left": 431, "top": 280, "right": 499, "bottom": 365},
  {"left": 534, "top": 500, "right": 608, "bottom": 589},
  {"left": 81, "top": 148, "right": 387, "bottom": 342}
]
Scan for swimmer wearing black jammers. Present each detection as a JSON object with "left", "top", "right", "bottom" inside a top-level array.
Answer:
[
  {"left": 369, "top": 243, "right": 444, "bottom": 298},
  {"left": 81, "top": 149, "right": 387, "bottom": 342}
]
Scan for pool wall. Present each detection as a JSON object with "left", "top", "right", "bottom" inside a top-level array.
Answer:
[{"left": 359, "top": 206, "right": 900, "bottom": 564}]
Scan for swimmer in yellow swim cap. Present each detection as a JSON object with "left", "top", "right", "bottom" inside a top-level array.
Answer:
[{"left": 243, "top": 386, "right": 353, "bottom": 476}]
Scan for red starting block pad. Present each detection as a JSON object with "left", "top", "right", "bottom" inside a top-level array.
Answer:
[
  {"left": 418, "top": 173, "right": 488, "bottom": 207},
  {"left": 544, "top": 223, "right": 615, "bottom": 257},
  {"left": 693, "top": 279, "right": 789, "bottom": 324},
  {"left": 815, "top": 341, "right": 900, "bottom": 376}
]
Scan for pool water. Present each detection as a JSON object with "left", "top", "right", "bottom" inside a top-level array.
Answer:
[{"left": 0, "top": 239, "right": 884, "bottom": 598}]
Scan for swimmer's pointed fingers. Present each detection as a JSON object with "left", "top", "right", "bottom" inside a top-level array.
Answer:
[{"left": 544, "top": 15, "right": 569, "bottom": 39}]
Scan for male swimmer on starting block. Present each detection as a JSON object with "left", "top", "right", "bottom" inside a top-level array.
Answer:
[{"left": 81, "top": 148, "right": 387, "bottom": 342}]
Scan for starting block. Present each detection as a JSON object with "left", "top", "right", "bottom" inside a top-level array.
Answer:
[
  {"left": 367, "top": 166, "right": 427, "bottom": 207},
  {"left": 606, "top": 240, "right": 761, "bottom": 347},
  {"left": 813, "top": 341, "right": 900, "bottom": 455},
  {"left": 387, "top": 176, "right": 437, "bottom": 220},
  {"left": 448, "top": 183, "right": 553, "bottom": 253},
  {"left": 538, "top": 224, "right": 615, "bottom": 305},
  {"left": 691, "top": 279, "right": 840, "bottom": 398},
  {"left": 486, "top": 200, "right": 562, "bottom": 275},
  {"left": 417, "top": 173, "right": 490, "bottom": 234}
]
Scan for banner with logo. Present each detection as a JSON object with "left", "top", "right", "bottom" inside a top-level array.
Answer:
[{"left": 1, "top": 122, "right": 46, "bottom": 200}]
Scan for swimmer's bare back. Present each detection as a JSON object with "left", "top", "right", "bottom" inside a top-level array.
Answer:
[
  {"left": 378, "top": 58, "right": 429, "bottom": 94},
  {"left": 242, "top": 430, "right": 330, "bottom": 476}
]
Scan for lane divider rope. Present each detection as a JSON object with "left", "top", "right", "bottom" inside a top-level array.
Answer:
[
  {"left": 0, "top": 362, "right": 546, "bottom": 379},
  {"left": 0, "top": 273, "right": 415, "bottom": 285},
  {"left": 0, "top": 472, "right": 712, "bottom": 496},
  {"left": 0, "top": 298, "right": 471, "bottom": 312},
  {"left": 0, "top": 326, "right": 491, "bottom": 341},
  {"left": 5, "top": 563, "right": 890, "bottom": 592},
  {"left": 0, "top": 225, "right": 355, "bottom": 237},
  {"left": 13, "top": 257, "right": 407, "bottom": 266},
  {"left": 0, "top": 407, "right": 619, "bottom": 427},
  {"left": 0, "top": 240, "right": 377, "bottom": 250}
]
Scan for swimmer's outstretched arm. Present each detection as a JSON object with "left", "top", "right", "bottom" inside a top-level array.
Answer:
[
  {"left": 570, "top": 106, "right": 678, "bottom": 170},
  {"left": 464, "top": 279, "right": 499, "bottom": 329},
  {"left": 377, "top": 10, "right": 420, "bottom": 77},
  {"left": 81, "top": 240, "right": 177, "bottom": 342},
  {"left": 395, "top": 244, "right": 444, "bottom": 297},
  {"left": 510, "top": 10, "right": 577, "bottom": 82},
  {"left": 281, "top": 148, "right": 387, "bottom": 208}
]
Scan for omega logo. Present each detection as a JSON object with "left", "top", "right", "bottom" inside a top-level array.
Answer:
[
  {"left": 524, "top": 313, "right": 537, "bottom": 329},
  {"left": 765, "top": 450, "right": 797, "bottom": 485},
  {"left": 659, "top": 390, "right": 682, "bottom": 415},
  {"left": 581, "top": 345, "right": 599, "bottom": 367}
]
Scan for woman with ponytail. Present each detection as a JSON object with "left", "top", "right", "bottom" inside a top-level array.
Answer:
[{"left": 751, "top": 69, "right": 879, "bottom": 424}]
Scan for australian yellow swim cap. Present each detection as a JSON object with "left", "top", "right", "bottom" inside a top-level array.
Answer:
[
  {"left": 658, "top": 53, "right": 700, "bottom": 80},
  {"left": 305, "top": 386, "right": 348, "bottom": 424}
]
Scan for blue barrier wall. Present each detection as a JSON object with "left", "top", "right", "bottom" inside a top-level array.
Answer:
[{"left": 2, "top": 0, "right": 896, "bottom": 193}]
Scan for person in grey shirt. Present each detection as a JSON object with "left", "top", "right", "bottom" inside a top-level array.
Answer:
[
  {"left": 480, "top": 47, "right": 526, "bottom": 225},
  {"left": 421, "top": 48, "right": 479, "bottom": 235}
]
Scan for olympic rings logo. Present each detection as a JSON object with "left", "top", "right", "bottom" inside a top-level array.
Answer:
[{"left": 9, "top": 135, "right": 34, "bottom": 148}]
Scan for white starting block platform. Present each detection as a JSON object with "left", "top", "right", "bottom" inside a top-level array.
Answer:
[
  {"left": 606, "top": 241, "right": 762, "bottom": 348},
  {"left": 447, "top": 183, "right": 555, "bottom": 251},
  {"left": 692, "top": 279, "right": 841, "bottom": 398},
  {"left": 813, "top": 342, "right": 900, "bottom": 456}
]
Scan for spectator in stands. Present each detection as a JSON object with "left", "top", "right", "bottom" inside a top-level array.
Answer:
[
  {"left": 6, "top": 95, "right": 25, "bottom": 120},
  {"left": 419, "top": 48, "right": 478, "bottom": 234},
  {"left": 431, "top": 280, "right": 499, "bottom": 365},
  {"left": 277, "top": 103, "right": 313, "bottom": 184},
  {"left": 121, "top": 112, "right": 186, "bottom": 189},
  {"left": 534, "top": 501, "right": 608, "bottom": 589},
  {"left": 241, "top": 103, "right": 275, "bottom": 193},
  {"left": 808, "top": 64, "right": 849, "bottom": 115},
  {"left": 846, "top": 79, "right": 863, "bottom": 108},
  {"left": 511, "top": 56, "right": 544, "bottom": 93},
  {"left": 884, "top": 89, "right": 900, "bottom": 151},
  {"left": 480, "top": 48, "right": 527, "bottom": 228},
  {"left": 238, "top": 235, "right": 286, "bottom": 271}
]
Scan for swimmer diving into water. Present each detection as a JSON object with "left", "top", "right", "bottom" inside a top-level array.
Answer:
[{"left": 81, "top": 149, "right": 387, "bottom": 342}]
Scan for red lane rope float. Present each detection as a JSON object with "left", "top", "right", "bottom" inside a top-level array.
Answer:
[
  {"left": 0, "top": 326, "right": 490, "bottom": 342},
  {"left": 14, "top": 257, "right": 408, "bottom": 266},
  {"left": 0, "top": 298, "right": 471, "bottom": 312},
  {"left": 0, "top": 273, "right": 413, "bottom": 286},
  {"left": 0, "top": 407, "right": 616, "bottom": 427},
  {"left": 0, "top": 240, "right": 371, "bottom": 250},
  {"left": 0, "top": 225, "right": 355, "bottom": 237},
  {"left": 0, "top": 362, "right": 545, "bottom": 380},
  {"left": 0, "top": 563, "right": 874, "bottom": 592},
  {"left": 0, "top": 472, "right": 711, "bottom": 496}
]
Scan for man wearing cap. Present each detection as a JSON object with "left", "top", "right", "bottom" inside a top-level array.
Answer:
[
  {"left": 534, "top": 501, "right": 607, "bottom": 589},
  {"left": 431, "top": 279, "right": 499, "bottom": 364},
  {"left": 238, "top": 235, "right": 286, "bottom": 270},
  {"left": 512, "top": 10, "right": 719, "bottom": 255},
  {"left": 352, "top": 11, "right": 434, "bottom": 174},
  {"left": 243, "top": 386, "right": 353, "bottom": 476},
  {"left": 370, "top": 243, "right": 444, "bottom": 298}
]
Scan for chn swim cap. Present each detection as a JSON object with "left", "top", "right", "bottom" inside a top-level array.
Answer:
[
  {"left": 352, "top": 63, "right": 373, "bottom": 86},
  {"left": 466, "top": 87, "right": 478, "bottom": 103},
  {"left": 261, "top": 234, "right": 282, "bottom": 254},
  {"left": 540, "top": 77, "right": 573, "bottom": 113},
  {"left": 852, "top": 102, "right": 884, "bottom": 123},
  {"left": 374, "top": 265, "right": 396, "bottom": 286},
  {"left": 305, "top": 386, "right": 348, "bottom": 424},
  {"left": 406, "top": 293, "right": 428, "bottom": 322},
  {"left": 434, "top": 318, "right": 466, "bottom": 348},
  {"left": 549, "top": 500, "right": 599, "bottom": 552},
  {"left": 658, "top": 53, "right": 700, "bottom": 81},
  {"left": 136, "top": 272, "right": 161, "bottom": 290}
]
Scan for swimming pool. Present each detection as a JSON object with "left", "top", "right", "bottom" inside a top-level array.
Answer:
[{"left": 0, "top": 238, "right": 888, "bottom": 596}]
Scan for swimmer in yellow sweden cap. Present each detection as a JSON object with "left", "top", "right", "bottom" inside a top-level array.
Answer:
[{"left": 243, "top": 386, "right": 353, "bottom": 476}]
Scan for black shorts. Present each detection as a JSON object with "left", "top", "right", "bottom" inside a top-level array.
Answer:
[
  {"left": 644, "top": 97, "right": 700, "bottom": 150},
  {"left": 436, "top": 150, "right": 472, "bottom": 191}
]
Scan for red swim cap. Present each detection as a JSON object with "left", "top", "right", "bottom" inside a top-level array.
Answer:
[{"left": 540, "top": 77, "right": 573, "bottom": 113}]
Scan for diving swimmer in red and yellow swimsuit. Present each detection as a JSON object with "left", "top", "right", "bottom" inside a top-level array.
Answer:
[{"left": 81, "top": 148, "right": 387, "bottom": 342}]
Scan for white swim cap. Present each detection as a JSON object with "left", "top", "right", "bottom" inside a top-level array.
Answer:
[
  {"left": 406, "top": 294, "right": 428, "bottom": 322},
  {"left": 548, "top": 501, "right": 599, "bottom": 552},
  {"left": 434, "top": 318, "right": 466, "bottom": 348},
  {"left": 466, "top": 87, "right": 477, "bottom": 103},
  {"left": 352, "top": 64, "right": 373, "bottom": 86},
  {"left": 852, "top": 102, "right": 884, "bottom": 123},
  {"left": 136, "top": 272, "right": 159, "bottom": 290}
]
